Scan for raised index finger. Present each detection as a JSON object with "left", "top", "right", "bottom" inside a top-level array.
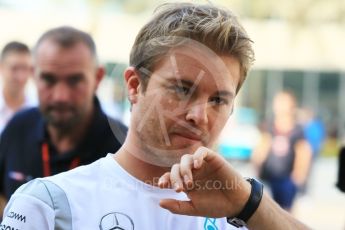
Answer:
[{"left": 192, "top": 146, "right": 215, "bottom": 169}]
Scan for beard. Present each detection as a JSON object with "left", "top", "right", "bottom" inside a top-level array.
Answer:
[{"left": 40, "top": 103, "right": 86, "bottom": 132}]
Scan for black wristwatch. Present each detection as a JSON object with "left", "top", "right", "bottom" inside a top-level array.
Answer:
[{"left": 227, "top": 178, "right": 264, "bottom": 228}]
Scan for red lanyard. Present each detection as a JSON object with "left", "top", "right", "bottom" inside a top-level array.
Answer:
[{"left": 41, "top": 143, "right": 80, "bottom": 177}]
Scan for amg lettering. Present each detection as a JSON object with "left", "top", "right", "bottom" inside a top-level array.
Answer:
[
  {"left": 7, "top": 211, "right": 26, "bottom": 223},
  {"left": 0, "top": 224, "right": 19, "bottom": 230}
]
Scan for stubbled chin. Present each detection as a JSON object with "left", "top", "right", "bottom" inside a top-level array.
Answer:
[{"left": 164, "top": 137, "right": 202, "bottom": 154}]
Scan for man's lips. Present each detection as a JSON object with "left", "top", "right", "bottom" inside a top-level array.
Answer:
[{"left": 172, "top": 132, "right": 203, "bottom": 141}]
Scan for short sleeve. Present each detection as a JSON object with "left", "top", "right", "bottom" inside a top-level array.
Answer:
[
  {"left": 1, "top": 178, "right": 73, "bottom": 229},
  {"left": 291, "top": 125, "right": 306, "bottom": 146},
  {"left": 1, "top": 193, "right": 55, "bottom": 229}
]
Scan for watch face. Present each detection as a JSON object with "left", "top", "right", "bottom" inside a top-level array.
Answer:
[{"left": 227, "top": 217, "right": 246, "bottom": 228}]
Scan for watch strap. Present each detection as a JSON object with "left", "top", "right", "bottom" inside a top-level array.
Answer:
[{"left": 227, "top": 178, "right": 264, "bottom": 227}]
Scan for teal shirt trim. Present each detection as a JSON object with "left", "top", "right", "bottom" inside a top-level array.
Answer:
[{"left": 204, "top": 218, "right": 218, "bottom": 230}]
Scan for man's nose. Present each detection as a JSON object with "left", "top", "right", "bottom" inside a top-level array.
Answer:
[
  {"left": 16, "top": 72, "right": 29, "bottom": 81},
  {"left": 13, "top": 67, "right": 30, "bottom": 80},
  {"left": 51, "top": 83, "right": 71, "bottom": 102},
  {"left": 185, "top": 102, "right": 208, "bottom": 126}
]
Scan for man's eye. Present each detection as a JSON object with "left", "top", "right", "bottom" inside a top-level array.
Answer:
[
  {"left": 174, "top": 85, "right": 190, "bottom": 96},
  {"left": 209, "top": 97, "right": 228, "bottom": 106},
  {"left": 67, "top": 77, "right": 82, "bottom": 87},
  {"left": 41, "top": 76, "right": 56, "bottom": 86}
]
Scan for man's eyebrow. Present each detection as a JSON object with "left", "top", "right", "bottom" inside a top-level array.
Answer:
[
  {"left": 66, "top": 73, "right": 84, "bottom": 78},
  {"left": 166, "top": 78, "right": 235, "bottom": 96},
  {"left": 165, "top": 78, "right": 194, "bottom": 87},
  {"left": 40, "top": 72, "right": 56, "bottom": 78},
  {"left": 214, "top": 90, "right": 235, "bottom": 98}
]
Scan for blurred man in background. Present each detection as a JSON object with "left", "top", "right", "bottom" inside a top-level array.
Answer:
[
  {"left": 0, "top": 41, "right": 36, "bottom": 135},
  {"left": 0, "top": 27, "right": 126, "bottom": 208},
  {"left": 298, "top": 107, "right": 325, "bottom": 159},
  {"left": 252, "top": 91, "right": 312, "bottom": 211}
]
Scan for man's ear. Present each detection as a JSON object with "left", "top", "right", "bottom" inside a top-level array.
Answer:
[
  {"left": 95, "top": 66, "right": 105, "bottom": 90},
  {"left": 32, "top": 67, "right": 39, "bottom": 84},
  {"left": 124, "top": 67, "right": 141, "bottom": 105}
]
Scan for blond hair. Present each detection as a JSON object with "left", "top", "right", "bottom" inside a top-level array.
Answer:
[{"left": 130, "top": 2, "right": 254, "bottom": 93}]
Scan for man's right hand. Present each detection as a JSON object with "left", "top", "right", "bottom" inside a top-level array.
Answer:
[{"left": 158, "top": 146, "right": 251, "bottom": 219}]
